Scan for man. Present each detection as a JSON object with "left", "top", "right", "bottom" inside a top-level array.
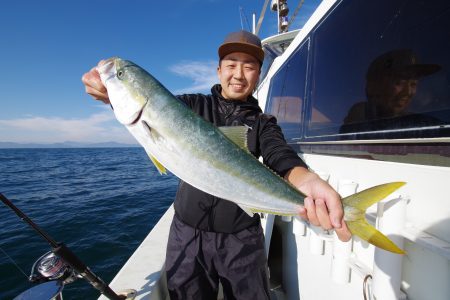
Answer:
[
  {"left": 82, "top": 30, "right": 350, "bottom": 299},
  {"left": 343, "top": 49, "right": 441, "bottom": 125}
]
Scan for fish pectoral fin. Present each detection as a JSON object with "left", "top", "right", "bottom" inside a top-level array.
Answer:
[
  {"left": 238, "top": 204, "right": 256, "bottom": 217},
  {"left": 142, "top": 120, "right": 163, "bottom": 142},
  {"left": 218, "top": 126, "right": 250, "bottom": 152},
  {"left": 147, "top": 154, "right": 167, "bottom": 175}
]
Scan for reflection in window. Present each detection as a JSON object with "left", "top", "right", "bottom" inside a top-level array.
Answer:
[
  {"left": 342, "top": 49, "right": 443, "bottom": 132},
  {"left": 308, "top": 0, "right": 450, "bottom": 137},
  {"left": 267, "top": 41, "right": 309, "bottom": 141}
]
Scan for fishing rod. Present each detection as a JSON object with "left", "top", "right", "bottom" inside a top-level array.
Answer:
[{"left": 0, "top": 193, "right": 127, "bottom": 300}]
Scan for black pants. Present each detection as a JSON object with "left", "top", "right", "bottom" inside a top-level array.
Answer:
[{"left": 165, "top": 214, "right": 270, "bottom": 300}]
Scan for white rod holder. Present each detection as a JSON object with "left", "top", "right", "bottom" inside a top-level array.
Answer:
[
  {"left": 293, "top": 217, "right": 306, "bottom": 236},
  {"left": 372, "top": 195, "right": 407, "bottom": 300},
  {"left": 331, "top": 179, "right": 358, "bottom": 283},
  {"left": 309, "top": 225, "right": 325, "bottom": 255},
  {"left": 282, "top": 215, "right": 292, "bottom": 222}
]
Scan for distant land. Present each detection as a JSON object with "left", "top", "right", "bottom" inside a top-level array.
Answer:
[{"left": 0, "top": 141, "right": 139, "bottom": 149}]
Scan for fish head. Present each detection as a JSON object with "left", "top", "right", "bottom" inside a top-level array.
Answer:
[{"left": 97, "top": 57, "right": 148, "bottom": 125}]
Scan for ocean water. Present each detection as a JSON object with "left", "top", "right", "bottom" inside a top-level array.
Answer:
[{"left": 0, "top": 148, "right": 178, "bottom": 300}]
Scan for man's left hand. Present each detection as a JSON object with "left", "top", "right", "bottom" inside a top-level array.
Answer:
[{"left": 285, "top": 167, "right": 352, "bottom": 242}]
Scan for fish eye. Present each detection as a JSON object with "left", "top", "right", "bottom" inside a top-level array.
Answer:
[{"left": 117, "top": 70, "right": 124, "bottom": 79}]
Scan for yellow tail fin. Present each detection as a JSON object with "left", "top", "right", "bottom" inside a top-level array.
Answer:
[{"left": 343, "top": 182, "right": 406, "bottom": 254}]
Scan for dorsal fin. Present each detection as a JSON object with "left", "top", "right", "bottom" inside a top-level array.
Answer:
[{"left": 218, "top": 126, "right": 249, "bottom": 152}]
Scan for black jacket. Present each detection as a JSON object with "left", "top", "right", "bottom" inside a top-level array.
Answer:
[{"left": 174, "top": 84, "right": 307, "bottom": 233}]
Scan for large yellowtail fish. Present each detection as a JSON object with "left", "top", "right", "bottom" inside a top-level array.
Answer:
[{"left": 98, "top": 57, "right": 405, "bottom": 254}]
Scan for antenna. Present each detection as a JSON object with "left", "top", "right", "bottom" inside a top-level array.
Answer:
[
  {"left": 255, "top": 0, "right": 271, "bottom": 36},
  {"left": 288, "top": 0, "right": 305, "bottom": 30},
  {"left": 239, "top": 6, "right": 251, "bottom": 31}
]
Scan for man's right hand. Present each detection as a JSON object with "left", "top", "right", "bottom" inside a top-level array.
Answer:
[{"left": 81, "top": 61, "right": 110, "bottom": 104}]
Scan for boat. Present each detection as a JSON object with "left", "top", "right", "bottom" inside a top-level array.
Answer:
[
  {"left": 99, "top": 1, "right": 449, "bottom": 299},
  {"left": 254, "top": 0, "right": 450, "bottom": 298},
  {"left": 12, "top": 0, "right": 449, "bottom": 299}
]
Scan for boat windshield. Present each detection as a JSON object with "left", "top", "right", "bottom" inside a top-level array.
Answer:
[
  {"left": 260, "top": 30, "right": 300, "bottom": 82},
  {"left": 260, "top": 45, "right": 279, "bottom": 82}
]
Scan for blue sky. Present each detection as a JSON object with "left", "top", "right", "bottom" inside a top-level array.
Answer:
[{"left": 0, "top": 0, "right": 320, "bottom": 144}]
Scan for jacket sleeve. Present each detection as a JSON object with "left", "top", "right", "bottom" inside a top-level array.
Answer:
[
  {"left": 254, "top": 114, "right": 308, "bottom": 177},
  {"left": 176, "top": 94, "right": 204, "bottom": 109},
  {"left": 175, "top": 94, "right": 192, "bottom": 107}
]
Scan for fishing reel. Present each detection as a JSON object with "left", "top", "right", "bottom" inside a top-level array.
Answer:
[
  {"left": 13, "top": 251, "right": 76, "bottom": 300},
  {"left": 2, "top": 194, "right": 128, "bottom": 300},
  {"left": 29, "top": 251, "right": 80, "bottom": 285}
]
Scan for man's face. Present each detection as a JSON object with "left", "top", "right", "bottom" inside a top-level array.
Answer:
[
  {"left": 374, "top": 77, "right": 418, "bottom": 116},
  {"left": 217, "top": 52, "right": 261, "bottom": 101}
]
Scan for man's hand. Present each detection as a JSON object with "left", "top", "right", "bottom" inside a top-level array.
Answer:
[
  {"left": 81, "top": 60, "right": 110, "bottom": 103},
  {"left": 285, "top": 167, "right": 351, "bottom": 242}
]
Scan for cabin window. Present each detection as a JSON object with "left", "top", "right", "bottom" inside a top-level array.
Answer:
[
  {"left": 260, "top": 45, "right": 279, "bottom": 83},
  {"left": 306, "top": 0, "right": 450, "bottom": 139},
  {"left": 267, "top": 40, "right": 309, "bottom": 141}
]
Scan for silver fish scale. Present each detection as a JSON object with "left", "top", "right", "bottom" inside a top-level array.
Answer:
[{"left": 108, "top": 58, "right": 306, "bottom": 216}]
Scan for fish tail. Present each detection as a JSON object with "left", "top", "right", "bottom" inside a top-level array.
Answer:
[{"left": 343, "top": 182, "right": 406, "bottom": 254}]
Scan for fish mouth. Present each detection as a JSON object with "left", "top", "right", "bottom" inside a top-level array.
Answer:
[{"left": 97, "top": 58, "right": 117, "bottom": 83}]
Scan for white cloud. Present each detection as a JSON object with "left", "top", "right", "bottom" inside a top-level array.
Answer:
[
  {"left": 0, "top": 60, "right": 220, "bottom": 145},
  {"left": 169, "top": 60, "right": 218, "bottom": 94},
  {"left": 0, "top": 110, "right": 137, "bottom": 144}
]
